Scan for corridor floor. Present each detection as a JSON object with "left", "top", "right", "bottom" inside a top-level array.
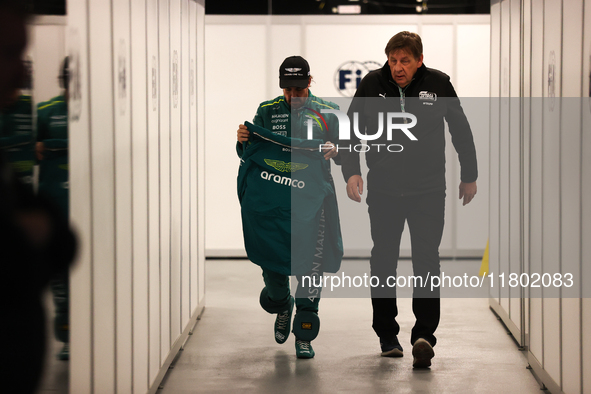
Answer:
[{"left": 157, "top": 259, "right": 545, "bottom": 394}]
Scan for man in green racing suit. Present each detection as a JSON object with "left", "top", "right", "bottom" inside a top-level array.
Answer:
[
  {"left": 0, "top": 89, "right": 34, "bottom": 188},
  {"left": 35, "top": 57, "right": 70, "bottom": 360},
  {"left": 237, "top": 56, "right": 343, "bottom": 358}
]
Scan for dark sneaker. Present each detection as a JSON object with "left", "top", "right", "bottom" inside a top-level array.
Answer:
[
  {"left": 274, "top": 296, "right": 294, "bottom": 344},
  {"left": 412, "top": 338, "right": 434, "bottom": 368},
  {"left": 295, "top": 339, "right": 315, "bottom": 359},
  {"left": 380, "top": 338, "right": 404, "bottom": 357}
]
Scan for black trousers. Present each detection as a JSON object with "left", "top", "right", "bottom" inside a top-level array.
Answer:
[{"left": 367, "top": 189, "right": 445, "bottom": 347}]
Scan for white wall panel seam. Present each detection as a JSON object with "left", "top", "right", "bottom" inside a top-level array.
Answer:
[
  {"left": 493, "top": 1, "right": 499, "bottom": 301},
  {"left": 503, "top": 0, "right": 508, "bottom": 306},
  {"left": 558, "top": 0, "right": 563, "bottom": 388},
  {"left": 520, "top": 0, "right": 532, "bottom": 349},
  {"left": 488, "top": 6, "right": 493, "bottom": 300},
  {"left": 195, "top": 0, "right": 199, "bottom": 311},
  {"left": 85, "top": 0, "right": 96, "bottom": 390},
  {"left": 158, "top": 0, "right": 163, "bottom": 369},
  {"left": 524, "top": 0, "right": 531, "bottom": 331},
  {"left": 199, "top": 0, "right": 205, "bottom": 303},
  {"left": 185, "top": 0, "right": 190, "bottom": 324},
  {"left": 580, "top": 3, "right": 586, "bottom": 392},
  {"left": 160, "top": 0, "right": 168, "bottom": 359},
  {"left": 508, "top": 0, "right": 512, "bottom": 316},
  {"left": 528, "top": 0, "right": 532, "bottom": 328},
  {"left": 195, "top": 0, "right": 202, "bottom": 301},
  {"left": 188, "top": 0, "right": 192, "bottom": 316},
  {"left": 506, "top": 0, "right": 511, "bottom": 308},
  {"left": 197, "top": 0, "right": 205, "bottom": 305},
  {"left": 520, "top": 0, "right": 526, "bottom": 345},
  {"left": 195, "top": 0, "right": 199, "bottom": 309},
  {"left": 183, "top": 0, "right": 191, "bottom": 325},
  {"left": 169, "top": 0, "right": 182, "bottom": 338},
  {"left": 128, "top": 0, "right": 136, "bottom": 390},
  {"left": 512, "top": 0, "right": 517, "bottom": 314},
  {"left": 144, "top": 0, "right": 151, "bottom": 388},
  {"left": 500, "top": 0, "right": 506, "bottom": 306},
  {"left": 501, "top": 0, "right": 506, "bottom": 305},
  {"left": 529, "top": 0, "right": 535, "bottom": 353},
  {"left": 181, "top": 0, "right": 186, "bottom": 329},
  {"left": 176, "top": 0, "right": 183, "bottom": 337},
  {"left": 109, "top": 0, "right": 118, "bottom": 390},
  {"left": 156, "top": 0, "right": 161, "bottom": 370},
  {"left": 540, "top": 0, "right": 545, "bottom": 367},
  {"left": 194, "top": 0, "right": 197, "bottom": 306},
  {"left": 185, "top": 0, "right": 189, "bottom": 326},
  {"left": 166, "top": 0, "right": 172, "bottom": 352},
  {"left": 188, "top": 0, "right": 192, "bottom": 317},
  {"left": 518, "top": 0, "right": 524, "bottom": 334},
  {"left": 177, "top": 0, "right": 182, "bottom": 330},
  {"left": 198, "top": 1, "right": 201, "bottom": 303},
  {"left": 180, "top": 0, "right": 184, "bottom": 330},
  {"left": 451, "top": 21, "right": 458, "bottom": 257},
  {"left": 488, "top": 102, "right": 493, "bottom": 297},
  {"left": 168, "top": 0, "right": 173, "bottom": 349}
]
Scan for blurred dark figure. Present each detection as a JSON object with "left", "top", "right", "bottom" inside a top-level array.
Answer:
[
  {"left": 0, "top": 88, "right": 35, "bottom": 188},
  {"left": 0, "top": 52, "right": 34, "bottom": 187},
  {"left": 0, "top": 1, "right": 77, "bottom": 393},
  {"left": 36, "top": 56, "right": 70, "bottom": 360}
]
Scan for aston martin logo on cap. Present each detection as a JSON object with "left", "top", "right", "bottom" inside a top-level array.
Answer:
[{"left": 285, "top": 67, "right": 302, "bottom": 72}]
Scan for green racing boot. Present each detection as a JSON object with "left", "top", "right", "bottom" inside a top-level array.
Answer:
[
  {"left": 295, "top": 339, "right": 315, "bottom": 359},
  {"left": 274, "top": 296, "right": 294, "bottom": 344}
]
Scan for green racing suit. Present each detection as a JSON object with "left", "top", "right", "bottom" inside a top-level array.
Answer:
[
  {"left": 237, "top": 92, "right": 343, "bottom": 316},
  {"left": 37, "top": 94, "right": 69, "bottom": 345},
  {"left": 0, "top": 94, "right": 34, "bottom": 187}
]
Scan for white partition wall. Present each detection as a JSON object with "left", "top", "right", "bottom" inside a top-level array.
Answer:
[
  {"left": 489, "top": 0, "right": 501, "bottom": 322},
  {"left": 528, "top": 0, "right": 544, "bottom": 365},
  {"left": 68, "top": 0, "right": 206, "bottom": 393},
  {"left": 113, "top": 1, "right": 133, "bottom": 392},
  {"left": 560, "top": 1, "right": 584, "bottom": 392},
  {"left": 146, "top": 0, "right": 162, "bottom": 384},
  {"left": 490, "top": 0, "right": 525, "bottom": 344},
  {"left": 130, "top": 0, "right": 149, "bottom": 391},
  {"left": 169, "top": 0, "right": 182, "bottom": 350},
  {"left": 205, "top": 15, "right": 490, "bottom": 258},
  {"left": 196, "top": 0, "right": 206, "bottom": 307},
  {"left": 583, "top": 0, "right": 591, "bottom": 391},
  {"left": 26, "top": 19, "right": 67, "bottom": 105},
  {"left": 158, "top": 0, "right": 172, "bottom": 363},
  {"left": 489, "top": 0, "right": 589, "bottom": 392},
  {"left": 68, "top": 0, "right": 93, "bottom": 391}
]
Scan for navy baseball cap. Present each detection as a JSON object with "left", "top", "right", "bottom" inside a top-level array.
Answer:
[{"left": 279, "top": 56, "right": 310, "bottom": 89}]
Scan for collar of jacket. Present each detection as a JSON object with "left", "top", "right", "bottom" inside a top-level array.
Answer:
[
  {"left": 284, "top": 90, "right": 316, "bottom": 113},
  {"left": 244, "top": 120, "right": 324, "bottom": 150},
  {"left": 380, "top": 62, "right": 427, "bottom": 90}
]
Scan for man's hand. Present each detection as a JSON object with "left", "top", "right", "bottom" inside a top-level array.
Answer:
[
  {"left": 459, "top": 181, "right": 477, "bottom": 206},
  {"left": 346, "top": 175, "right": 364, "bottom": 203},
  {"left": 35, "top": 141, "right": 44, "bottom": 161},
  {"left": 15, "top": 209, "right": 52, "bottom": 249},
  {"left": 322, "top": 141, "right": 338, "bottom": 160},
  {"left": 237, "top": 124, "right": 250, "bottom": 142}
]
